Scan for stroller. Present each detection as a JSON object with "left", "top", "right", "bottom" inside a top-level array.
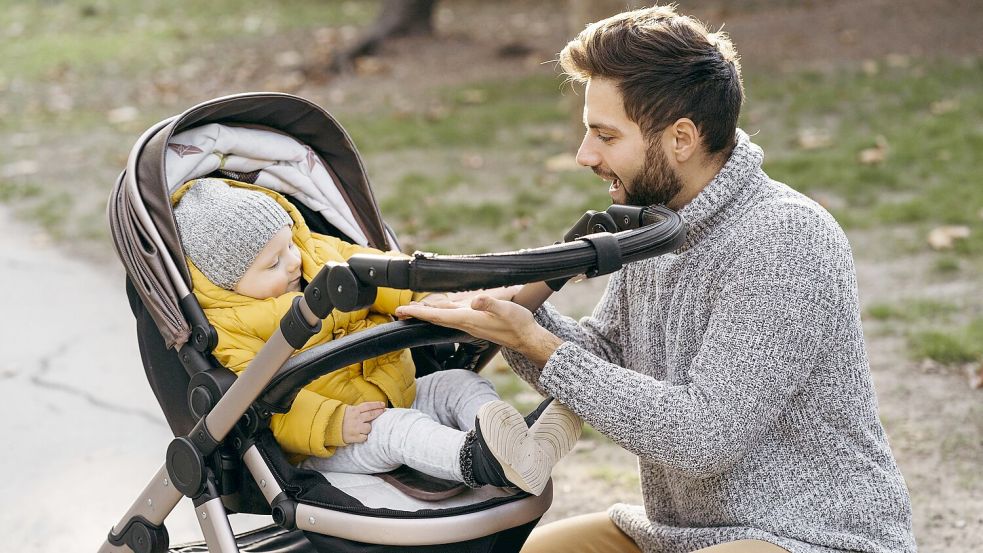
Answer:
[{"left": 99, "top": 92, "right": 686, "bottom": 553}]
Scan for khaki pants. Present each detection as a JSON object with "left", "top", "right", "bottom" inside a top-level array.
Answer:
[{"left": 520, "top": 512, "right": 791, "bottom": 553}]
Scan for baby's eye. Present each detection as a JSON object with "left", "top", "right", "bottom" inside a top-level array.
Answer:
[{"left": 268, "top": 258, "right": 280, "bottom": 269}]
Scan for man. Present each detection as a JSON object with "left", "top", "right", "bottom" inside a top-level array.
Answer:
[{"left": 396, "top": 5, "right": 915, "bottom": 553}]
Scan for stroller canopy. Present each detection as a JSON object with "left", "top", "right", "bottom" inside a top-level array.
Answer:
[{"left": 108, "top": 93, "right": 392, "bottom": 349}]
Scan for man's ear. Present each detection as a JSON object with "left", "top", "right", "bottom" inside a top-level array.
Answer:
[{"left": 668, "top": 118, "right": 700, "bottom": 163}]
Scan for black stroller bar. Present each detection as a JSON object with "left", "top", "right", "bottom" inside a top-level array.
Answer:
[
  {"left": 346, "top": 204, "right": 685, "bottom": 292},
  {"left": 261, "top": 320, "right": 470, "bottom": 412}
]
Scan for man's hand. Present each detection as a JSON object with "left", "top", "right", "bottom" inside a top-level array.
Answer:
[
  {"left": 342, "top": 401, "right": 386, "bottom": 444},
  {"left": 395, "top": 293, "right": 563, "bottom": 367}
]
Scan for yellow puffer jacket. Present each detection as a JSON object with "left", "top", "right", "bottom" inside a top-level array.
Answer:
[{"left": 172, "top": 179, "right": 425, "bottom": 460}]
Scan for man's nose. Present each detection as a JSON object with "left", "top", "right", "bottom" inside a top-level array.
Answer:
[{"left": 575, "top": 132, "right": 600, "bottom": 168}]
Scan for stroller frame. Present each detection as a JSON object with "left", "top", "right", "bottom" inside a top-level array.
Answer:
[{"left": 99, "top": 93, "right": 686, "bottom": 553}]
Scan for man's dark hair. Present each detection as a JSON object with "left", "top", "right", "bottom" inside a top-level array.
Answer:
[{"left": 560, "top": 5, "right": 744, "bottom": 157}]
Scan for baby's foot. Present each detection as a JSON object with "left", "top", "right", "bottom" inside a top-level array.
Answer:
[
  {"left": 527, "top": 400, "right": 583, "bottom": 462},
  {"left": 474, "top": 400, "right": 580, "bottom": 495}
]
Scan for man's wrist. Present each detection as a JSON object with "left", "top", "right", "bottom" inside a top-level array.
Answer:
[{"left": 517, "top": 327, "right": 564, "bottom": 368}]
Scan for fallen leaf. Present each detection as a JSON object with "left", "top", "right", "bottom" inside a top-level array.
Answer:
[
  {"left": 926, "top": 225, "right": 971, "bottom": 250},
  {"left": 242, "top": 15, "right": 263, "bottom": 33},
  {"left": 797, "top": 128, "right": 832, "bottom": 150},
  {"left": 354, "top": 56, "right": 388, "bottom": 76},
  {"left": 264, "top": 70, "right": 305, "bottom": 92},
  {"left": 1, "top": 160, "right": 39, "bottom": 178},
  {"left": 807, "top": 191, "right": 845, "bottom": 211},
  {"left": 544, "top": 153, "right": 580, "bottom": 172},
  {"left": 886, "top": 53, "right": 910, "bottom": 68},
  {"left": 424, "top": 104, "right": 449, "bottom": 121},
  {"left": 511, "top": 217, "right": 532, "bottom": 230},
  {"left": 46, "top": 86, "right": 74, "bottom": 112},
  {"left": 107, "top": 106, "right": 139, "bottom": 124},
  {"left": 460, "top": 153, "right": 484, "bottom": 169},
  {"left": 929, "top": 98, "right": 960, "bottom": 115},
  {"left": 275, "top": 51, "right": 303, "bottom": 69},
  {"left": 328, "top": 89, "right": 346, "bottom": 104},
  {"left": 838, "top": 28, "right": 858, "bottom": 45},
  {"left": 459, "top": 89, "right": 487, "bottom": 105},
  {"left": 858, "top": 135, "right": 889, "bottom": 165},
  {"left": 314, "top": 27, "right": 340, "bottom": 46},
  {"left": 10, "top": 133, "right": 40, "bottom": 148},
  {"left": 966, "top": 363, "right": 983, "bottom": 389}
]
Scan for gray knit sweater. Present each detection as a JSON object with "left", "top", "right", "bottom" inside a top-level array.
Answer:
[{"left": 504, "top": 130, "right": 915, "bottom": 553}]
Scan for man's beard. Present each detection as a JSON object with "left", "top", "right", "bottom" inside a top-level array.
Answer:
[{"left": 622, "top": 141, "right": 684, "bottom": 207}]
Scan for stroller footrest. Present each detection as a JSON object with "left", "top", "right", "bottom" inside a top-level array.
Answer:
[
  {"left": 375, "top": 465, "right": 468, "bottom": 502},
  {"left": 107, "top": 515, "right": 169, "bottom": 553}
]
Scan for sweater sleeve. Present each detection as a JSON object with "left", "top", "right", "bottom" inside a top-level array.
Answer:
[
  {"left": 535, "top": 213, "right": 845, "bottom": 477},
  {"left": 502, "top": 272, "right": 625, "bottom": 394},
  {"left": 269, "top": 388, "right": 348, "bottom": 457}
]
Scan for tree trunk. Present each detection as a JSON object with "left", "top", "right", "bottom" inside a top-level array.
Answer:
[{"left": 332, "top": 0, "right": 438, "bottom": 72}]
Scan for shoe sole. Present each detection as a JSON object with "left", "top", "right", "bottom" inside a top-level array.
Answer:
[
  {"left": 477, "top": 401, "right": 546, "bottom": 495},
  {"left": 528, "top": 401, "right": 583, "bottom": 461}
]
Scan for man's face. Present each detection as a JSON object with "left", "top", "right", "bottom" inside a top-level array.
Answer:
[{"left": 575, "top": 78, "right": 684, "bottom": 207}]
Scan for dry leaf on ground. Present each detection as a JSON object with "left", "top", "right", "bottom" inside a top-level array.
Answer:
[
  {"left": 926, "top": 225, "right": 971, "bottom": 250},
  {"left": 107, "top": 106, "right": 139, "bottom": 124},
  {"left": 858, "top": 135, "right": 889, "bottom": 165},
  {"left": 797, "top": 128, "right": 832, "bottom": 150},
  {"left": 459, "top": 89, "right": 488, "bottom": 105},
  {"left": 929, "top": 98, "right": 960, "bottom": 115},
  {"left": 1, "top": 160, "right": 39, "bottom": 178},
  {"left": 966, "top": 364, "right": 983, "bottom": 389},
  {"left": 354, "top": 57, "right": 388, "bottom": 76},
  {"left": 460, "top": 153, "right": 484, "bottom": 169}
]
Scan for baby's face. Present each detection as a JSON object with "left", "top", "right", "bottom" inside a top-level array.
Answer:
[{"left": 234, "top": 226, "right": 302, "bottom": 299}]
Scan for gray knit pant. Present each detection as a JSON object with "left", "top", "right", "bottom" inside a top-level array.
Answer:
[{"left": 299, "top": 369, "right": 500, "bottom": 482}]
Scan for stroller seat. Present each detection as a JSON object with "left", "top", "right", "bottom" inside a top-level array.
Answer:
[
  {"left": 242, "top": 431, "right": 551, "bottom": 550},
  {"left": 100, "top": 92, "right": 686, "bottom": 553}
]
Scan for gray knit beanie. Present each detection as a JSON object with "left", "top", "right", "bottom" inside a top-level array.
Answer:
[{"left": 173, "top": 178, "right": 293, "bottom": 290}]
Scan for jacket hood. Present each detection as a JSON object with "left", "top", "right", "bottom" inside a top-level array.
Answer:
[{"left": 172, "top": 178, "right": 327, "bottom": 310}]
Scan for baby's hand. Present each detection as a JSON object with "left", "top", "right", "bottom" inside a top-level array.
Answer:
[{"left": 342, "top": 401, "right": 386, "bottom": 444}]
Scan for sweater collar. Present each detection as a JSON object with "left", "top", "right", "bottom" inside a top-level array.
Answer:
[{"left": 676, "top": 129, "right": 764, "bottom": 244}]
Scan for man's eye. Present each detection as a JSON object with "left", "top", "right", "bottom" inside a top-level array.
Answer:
[{"left": 597, "top": 135, "right": 614, "bottom": 144}]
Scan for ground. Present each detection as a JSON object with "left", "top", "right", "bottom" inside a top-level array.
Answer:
[{"left": 0, "top": 0, "right": 980, "bottom": 551}]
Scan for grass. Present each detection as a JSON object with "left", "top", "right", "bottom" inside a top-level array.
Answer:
[
  {"left": 866, "top": 298, "right": 983, "bottom": 366},
  {"left": 745, "top": 57, "right": 983, "bottom": 252},
  {"left": 0, "top": 0, "right": 375, "bottom": 80},
  {"left": 908, "top": 318, "right": 983, "bottom": 365},
  {"left": 865, "top": 299, "right": 959, "bottom": 322}
]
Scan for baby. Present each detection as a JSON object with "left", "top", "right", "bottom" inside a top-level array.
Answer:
[{"left": 172, "top": 177, "right": 582, "bottom": 495}]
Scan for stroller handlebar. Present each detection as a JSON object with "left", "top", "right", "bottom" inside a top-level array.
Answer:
[{"left": 345, "top": 204, "right": 686, "bottom": 294}]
